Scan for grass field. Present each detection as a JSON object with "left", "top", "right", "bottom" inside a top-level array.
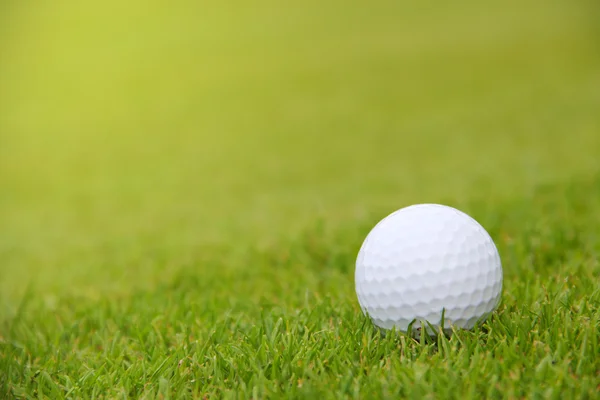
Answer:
[{"left": 1, "top": 0, "right": 600, "bottom": 398}]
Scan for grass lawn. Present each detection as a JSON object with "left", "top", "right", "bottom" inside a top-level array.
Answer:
[{"left": 1, "top": 1, "right": 599, "bottom": 398}]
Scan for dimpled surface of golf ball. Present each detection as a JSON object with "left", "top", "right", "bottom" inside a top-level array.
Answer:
[{"left": 355, "top": 204, "right": 502, "bottom": 334}]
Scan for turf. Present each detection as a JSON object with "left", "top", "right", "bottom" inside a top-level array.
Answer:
[{"left": 1, "top": 0, "right": 600, "bottom": 398}]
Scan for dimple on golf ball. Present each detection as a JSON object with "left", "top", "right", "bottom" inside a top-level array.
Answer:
[{"left": 355, "top": 204, "right": 502, "bottom": 335}]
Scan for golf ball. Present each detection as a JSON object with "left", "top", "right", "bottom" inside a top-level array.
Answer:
[{"left": 355, "top": 204, "right": 502, "bottom": 335}]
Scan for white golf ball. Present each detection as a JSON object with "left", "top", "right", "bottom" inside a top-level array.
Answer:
[{"left": 355, "top": 204, "right": 502, "bottom": 335}]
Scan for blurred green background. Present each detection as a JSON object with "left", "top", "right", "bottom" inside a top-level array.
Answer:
[{"left": 1, "top": 0, "right": 599, "bottom": 306}]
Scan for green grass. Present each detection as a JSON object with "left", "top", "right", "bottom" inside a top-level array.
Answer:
[{"left": 1, "top": 0, "right": 600, "bottom": 398}]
